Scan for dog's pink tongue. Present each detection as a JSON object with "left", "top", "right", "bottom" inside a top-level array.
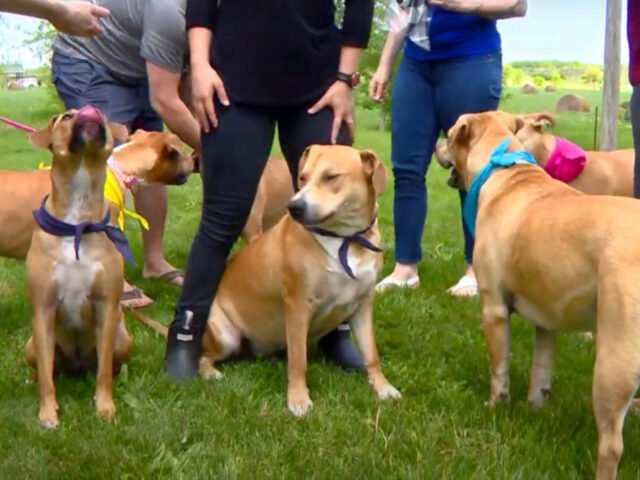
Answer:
[{"left": 76, "top": 105, "right": 103, "bottom": 126}]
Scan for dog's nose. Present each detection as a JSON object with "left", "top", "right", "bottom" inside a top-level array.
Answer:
[{"left": 288, "top": 197, "right": 306, "bottom": 220}]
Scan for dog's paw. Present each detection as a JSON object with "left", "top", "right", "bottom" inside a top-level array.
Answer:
[
  {"left": 377, "top": 384, "right": 402, "bottom": 401},
  {"left": 96, "top": 398, "right": 116, "bottom": 421},
  {"left": 484, "top": 391, "right": 510, "bottom": 407},
  {"left": 39, "top": 407, "right": 59, "bottom": 430},
  {"left": 528, "top": 387, "right": 551, "bottom": 408},
  {"left": 201, "top": 367, "right": 224, "bottom": 381},
  {"left": 287, "top": 393, "right": 313, "bottom": 418}
]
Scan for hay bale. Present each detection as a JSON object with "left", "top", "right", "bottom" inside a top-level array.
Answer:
[
  {"left": 556, "top": 94, "right": 590, "bottom": 112},
  {"left": 545, "top": 85, "right": 557, "bottom": 92},
  {"left": 521, "top": 83, "right": 539, "bottom": 94}
]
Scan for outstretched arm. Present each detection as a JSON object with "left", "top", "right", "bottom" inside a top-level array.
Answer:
[{"left": 0, "top": 0, "right": 109, "bottom": 37}]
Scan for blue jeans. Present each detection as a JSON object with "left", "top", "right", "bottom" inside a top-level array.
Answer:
[
  {"left": 51, "top": 51, "right": 162, "bottom": 132},
  {"left": 390, "top": 53, "right": 502, "bottom": 264}
]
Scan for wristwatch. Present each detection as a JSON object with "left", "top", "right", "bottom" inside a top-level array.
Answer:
[{"left": 337, "top": 71, "right": 360, "bottom": 88}]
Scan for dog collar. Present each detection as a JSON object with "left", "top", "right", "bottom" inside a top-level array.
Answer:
[
  {"left": 33, "top": 196, "right": 134, "bottom": 265},
  {"left": 463, "top": 138, "right": 537, "bottom": 238},
  {"left": 544, "top": 137, "right": 586, "bottom": 183},
  {"left": 107, "top": 155, "right": 139, "bottom": 191},
  {"left": 308, "top": 216, "right": 382, "bottom": 280}
]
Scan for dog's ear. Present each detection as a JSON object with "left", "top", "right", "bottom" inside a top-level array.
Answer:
[
  {"left": 360, "top": 149, "right": 387, "bottom": 195},
  {"left": 297, "top": 146, "right": 312, "bottom": 182},
  {"left": 531, "top": 112, "right": 555, "bottom": 130},
  {"left": 27, "top": 115, "right": 57, "bottom": 149},
  {"left": 108, "top": 122, "right": 129, "bottom": 143},
  {"left": 447, "top": 114, "right": 471, "bottom": 148}
]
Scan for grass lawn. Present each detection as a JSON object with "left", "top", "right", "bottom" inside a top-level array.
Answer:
[{"left": 0, "top": 87, "right": 639, "bottom": 479}]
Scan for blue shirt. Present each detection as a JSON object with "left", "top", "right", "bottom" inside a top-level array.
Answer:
[{"left": 404, "top": 8, "right": 501, "bottom": 61}]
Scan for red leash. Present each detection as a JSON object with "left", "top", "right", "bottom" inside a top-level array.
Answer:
[{"left": 0, "top": 116, "right": 36, "bottom": 133}]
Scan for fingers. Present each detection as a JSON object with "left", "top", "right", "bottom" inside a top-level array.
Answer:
[
  {"left": 330, "top": 113, "right": 342, "bottom": 145},
  {"left": 91, "top": 5, "right": 110, "bottom": 18},
  {"left": 368, "top": 79, "right": 377, "bottom": 99},
  {"left": 308, "top": 95, "right": 328, "bottom": 115},
  {"left": 214, "top": 79, "right": 230, "bottom": 107},
  {"left": 204, "top": 95, "right": 218, "bottom": 131}
]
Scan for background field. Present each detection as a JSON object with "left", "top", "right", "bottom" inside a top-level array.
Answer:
[{"left": 0, "top": 86, "right": 638, "bottom": 479}]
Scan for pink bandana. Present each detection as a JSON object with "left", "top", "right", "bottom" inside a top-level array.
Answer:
[{"left": 543, "top": 137, "right": 586, "bottom": 183}]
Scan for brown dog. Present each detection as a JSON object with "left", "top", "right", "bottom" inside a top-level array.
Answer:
[
  {"left": 0, "top": 126, "right": 193, "bottom": 261},
  {"left": 197, "top": 145, "right": 400, "bottom": 417},
  {"left": 514, "top": 112, "right": 634, "bottom": 197},
  {"left": 446, "top": 111, "right": 640, "bottom": 480},
  {"left": 24, "top": 106, "right": 132, "bottom": 429}
]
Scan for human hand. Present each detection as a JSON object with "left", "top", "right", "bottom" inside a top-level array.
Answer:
[
  {"left": 369, "top": 65, "right": 391, "bottom": 101},
  {"left": 191, "top": 63, "right": 229, "bottom": 132},
  {"left": 49, "top": 1, "right": 110, "bottom": 37},
  {"left": 308, "top": 81, "right": 355, "bottom": 144},
  {"left": 427, "top": 0, "right": 482, "bottom": 14}
]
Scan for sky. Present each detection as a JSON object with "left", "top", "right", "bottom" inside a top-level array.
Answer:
[
  {"left": 498, "top": 0, "right": 629, "bottom": 65},
  {"left": 0, "top": 1, "right": 632, "bottom": 68}
]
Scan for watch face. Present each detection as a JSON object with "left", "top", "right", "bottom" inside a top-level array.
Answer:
[{"left": 352, "top": 72, "right": 361, "bottom": 88}]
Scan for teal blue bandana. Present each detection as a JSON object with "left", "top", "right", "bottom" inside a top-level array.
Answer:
[{"left": 463, "top": 138, "right": 537, "bottom": 237}]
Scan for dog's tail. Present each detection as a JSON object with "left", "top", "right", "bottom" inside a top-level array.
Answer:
[{"left": 127, "top": 310, "right": 168, "bottom": 338}]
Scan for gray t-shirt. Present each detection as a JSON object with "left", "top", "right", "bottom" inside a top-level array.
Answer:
[{"left": 54, "top": 0, "right": 186, "bottom": 80}]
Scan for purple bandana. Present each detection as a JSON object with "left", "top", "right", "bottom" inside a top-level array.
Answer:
[
  {"left": 309, "top": 217, "right": 381, "bottom": 279},
  {"left": 32, "top": 196, "right": 134, "bottom": 265}
]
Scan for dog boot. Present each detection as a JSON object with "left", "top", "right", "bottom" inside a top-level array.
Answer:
[
  {"left": 318, "top": 324, "right": 364, "bottom": 371},
  {"left": 163, "top": 309, "right": 206, "bottom": 381}
]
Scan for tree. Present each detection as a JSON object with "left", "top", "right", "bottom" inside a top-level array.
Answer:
[
  {"left": 550, "top": 69, "right": 563, "bottom": 85},
  {"left": 532, "top": 75, "right": 545, "bottom": 87},
  {"left": 23, "top": 21, "right": 55, "bottom": 65},
  {"left": 582, "top": 65, "right": 604, "bottom": 89}
]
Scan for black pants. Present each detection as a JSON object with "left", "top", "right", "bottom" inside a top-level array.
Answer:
[
  {"left": 177, "top": 102, "right": 350, "bottom": 316},
  {"left": 632, "top": 85, "right": 640, "bottom": 198}
]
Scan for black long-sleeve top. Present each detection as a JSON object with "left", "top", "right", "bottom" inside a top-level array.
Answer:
[{"left": 186, "top": 0, "right": 374, "bottom": 106}]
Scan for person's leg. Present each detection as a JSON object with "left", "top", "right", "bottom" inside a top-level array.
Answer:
[
  {"left": 632, "top": 85, "right": 640, "bottom": 198},
  {"left": 434, "top": 52, "right": 502, "bottom": 295},
  {"left": 377, "top": 56, "right": 439, "bottom": 290},
  {"left": 277, "top": 105, "right": 361, "bottom": 370},
  {"left": 164, "top": 102, "right": 275, "bottom": 380},
  {"left": 128, "top": 82, "right": 184, "bottom": 286},
  {"left": 51, "top": 51, "right": 154, "bottom": 308}
]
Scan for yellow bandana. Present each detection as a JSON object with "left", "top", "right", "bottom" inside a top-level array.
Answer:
[{"left": 38, "top": 162, "right": 149, "bottom": 231}]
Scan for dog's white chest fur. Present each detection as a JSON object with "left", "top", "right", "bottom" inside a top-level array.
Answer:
[
  {"left": 312, "top": 234, "right": 378, "bottom": 315},
  {"left": 51, "top": 166, "right": 103, "bottom": 328}
]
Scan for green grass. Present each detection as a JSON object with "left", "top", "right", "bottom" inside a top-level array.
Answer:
[{"left": 0, "top": 87, "right": 639, "bottom": 479}]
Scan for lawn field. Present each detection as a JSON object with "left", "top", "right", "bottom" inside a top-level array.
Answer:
[{"left": 0, "top": 87, "right": 639, "bottom": 479}]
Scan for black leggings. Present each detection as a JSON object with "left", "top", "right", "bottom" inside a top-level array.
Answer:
[
  {"left": 632, "top": 85, "right": 640, "bottom": 198},
  {"left": 177, "top": 102, "right": 350, "bottom": 317}
]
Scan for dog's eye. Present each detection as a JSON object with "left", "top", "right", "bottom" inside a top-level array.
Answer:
[
  {"left": 61, "top": 113, "right": 73, "bottom": 121},
  {"left": 322, "top": 172, "right": 340, "bottom": 183},
  {"left": 299, "top": 174, "right": 308, "bottom": 185}
]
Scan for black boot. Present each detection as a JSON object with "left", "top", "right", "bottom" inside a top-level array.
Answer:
[
  {"left": 163, "top": 309, "right": 206, "bottom": 381},
  {"left": 318, "top": 324, "right": 364, "bottom": 371}
]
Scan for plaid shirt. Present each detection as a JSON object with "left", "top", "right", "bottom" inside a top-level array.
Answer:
[{"left": 387, "top": 0, "right": 431, "bottom": 50}]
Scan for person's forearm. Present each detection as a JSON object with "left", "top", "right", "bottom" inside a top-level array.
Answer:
[
  {"left": 0, "top": 0, "right": 59, "bottom": 20},
  {"left": 339, "top": 46, "right": 364, "bottom": 75},
  {"left": 189, "top": 27, "right": 212, "bottom": 69},
  {"left": 475, "top": 0, "right": 527, "bottom": 18},
  {"left": 154, "top": 98, "right": 201, "bottom": 151},
  {"left": 377, "top": 31, "right": 405, "bottom": 71}
]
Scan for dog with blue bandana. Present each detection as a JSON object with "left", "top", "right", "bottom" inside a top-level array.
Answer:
[
  {"left": 24, "top": 106, "right": 133, "bottom": 429},
  {"left": 445, "top": 110, "right": 640, "bottom": 480}
]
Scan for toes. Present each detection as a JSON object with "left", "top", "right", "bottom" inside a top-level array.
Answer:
[{"left": 377, "top": 384, "right": 402, "bottom": 401}]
